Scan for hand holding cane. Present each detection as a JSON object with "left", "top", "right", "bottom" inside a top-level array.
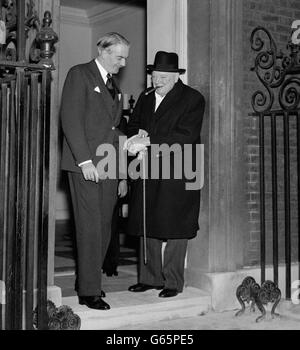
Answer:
[{"left": 123, "top": 135, "right": 150, "bottom": 264}]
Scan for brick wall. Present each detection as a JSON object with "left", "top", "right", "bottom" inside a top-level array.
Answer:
[{"left": 243, "top": 0, "right": 300, "bottom": 266}]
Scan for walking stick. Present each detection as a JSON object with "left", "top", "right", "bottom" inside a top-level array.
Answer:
[
  {"left": 124, "top": 135, "right": 148, "bottom": 265},
  {"left": 141, "top": 151, "right": 147, "bottom": 265}
]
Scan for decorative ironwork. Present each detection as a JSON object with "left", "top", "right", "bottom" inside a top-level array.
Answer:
[
  {"left": 255, "top": 280, "right": 281, "bottom": 322},
  {"left": 0, "top": 0, "right": 18, "bottom": 60},
  {"left": 30, "top": 11, "right": 58, "bottom": 68},
  {"left": 25, "top": 0, "right": 39, "bottom": 30},
  {"left": 235, "top": 276, "right": 260, "bottom": 317},
  {"left": 0, "top": 1, "right": 59, "bottom": 330},
  {"left": 0, "top": 0, "right": 58, "bottom": 67},
  {"left": 33, "top": 300, "right": 81, "bottom": 330},
  {"left": 235, "top": 277, "right": 281, "bottom": 322},
  {"left": 250, "top": 26, "right": 300, "bottom": 113},
  {"left": 249, "top": 26, "right": 300, "bottom": 301}
]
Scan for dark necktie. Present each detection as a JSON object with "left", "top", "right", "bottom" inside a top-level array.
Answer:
[{"left": 106, "top": 74, "right": 116, "bottom": 99}]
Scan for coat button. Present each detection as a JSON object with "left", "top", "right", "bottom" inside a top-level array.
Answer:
[{"left": 112, "top": 126, "right": 115, "bottom": 130}]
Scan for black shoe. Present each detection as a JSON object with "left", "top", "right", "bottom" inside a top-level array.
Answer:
[
  {"left": 79, "top": 296, "right": 110, "bottom": 310},
  {"left": 158, "top": 289, "right": 178, "bottom": 298},
  {"left": 128, "top": 283, "right": 164, "bottom": 292}
]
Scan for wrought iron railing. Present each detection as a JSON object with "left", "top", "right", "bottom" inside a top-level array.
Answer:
[
  {"left": 249, "top": 26, "right": 300, "bottom": 300},
  {"left": 0, "top": 0, "right": 58, "bottom": 330}
]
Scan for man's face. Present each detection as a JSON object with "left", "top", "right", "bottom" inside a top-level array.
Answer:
[
  {"left": 100, "top": 43, "right": 129, "bottom": 74},
  {"left": 151, "top": 71, "right": 179, "bottom": 96}
]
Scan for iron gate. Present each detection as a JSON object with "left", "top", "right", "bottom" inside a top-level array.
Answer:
[
  {"left": 250, "top": 26, "right": 300, "bottom": 300},
  {"left": 0, "top": 0, "right": 58, "bottom": 330}
]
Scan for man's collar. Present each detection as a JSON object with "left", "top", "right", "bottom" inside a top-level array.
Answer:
[
  {"left": 155, "top": 92, "right": 165, "bottom": 100},
  {"left": 95, "top": 58, "right": 109, "bottom": 83}
]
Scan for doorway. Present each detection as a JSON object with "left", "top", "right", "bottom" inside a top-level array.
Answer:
[{"left": 54, "top": 0, "right": 147, "bottom": 297}]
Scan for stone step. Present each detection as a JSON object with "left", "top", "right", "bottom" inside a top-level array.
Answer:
[{"left": 62, "top": 287, "right": 211, "bottom": 330}]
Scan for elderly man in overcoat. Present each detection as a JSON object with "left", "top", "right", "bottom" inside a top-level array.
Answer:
[{"left": 126, "top": 51, "right": 205, "bottom": 298}]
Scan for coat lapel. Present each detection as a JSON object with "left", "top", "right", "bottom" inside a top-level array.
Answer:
[
  {"left": 143, "top": 93, "right": 156, "bottom": 130},
  {"left": 86, "top": 60, "right": 115, "bottom": 120}
]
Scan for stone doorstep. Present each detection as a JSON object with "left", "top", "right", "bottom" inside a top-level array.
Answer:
[
  {"left": 276, "top": 300, "right": 300, "bottom": 321},
  {"left": 62, "top": 287, "right": 211, "bottom": 330}
]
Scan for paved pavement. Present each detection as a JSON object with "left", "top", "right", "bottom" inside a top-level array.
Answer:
[{"left": 118, "top": 305, "right": 300, "bottom": 330}]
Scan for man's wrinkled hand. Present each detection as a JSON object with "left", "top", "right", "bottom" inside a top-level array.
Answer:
[
  {"left": 131, "top": 136, "right": 150, "bottom": 147},
  {"left": 123, "top": 134, "right": 150, "bottom": 152},
  {"left": 138, "top": 129, "right": 148, "bottom": 138},
  {"left": 126, "top": 136, "right": 150, "bottom": 154},
  {"left": 80, "top": 162, "right": 100, "bottom": 183},
  {"left": 118, "top": 180, "right": 128, "bottom": 198}
]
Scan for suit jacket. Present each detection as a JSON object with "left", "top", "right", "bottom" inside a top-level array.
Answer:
[
  {"left": 60, "top": 60, "right": 124, "bottom": 174},
  {"left": 127, "top": 79, "right": 206, "bottom": 239}
]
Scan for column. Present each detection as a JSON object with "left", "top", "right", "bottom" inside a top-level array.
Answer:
[{"left": 186, "top": 0, "right": 248, "bottom": 305}]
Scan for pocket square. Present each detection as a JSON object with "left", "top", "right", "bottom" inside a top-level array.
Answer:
[
  {"left": 94, "top": 86, "right": 101, "bottom": 93},
  {"left": 118, "top": 93, "right": 122, "bottom": 101}
]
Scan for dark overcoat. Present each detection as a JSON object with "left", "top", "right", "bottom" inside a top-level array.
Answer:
[{"left": 127, "top": 79, "right": 205, "bottom": 240}]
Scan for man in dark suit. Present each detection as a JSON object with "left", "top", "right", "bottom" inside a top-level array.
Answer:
[
  {"left": 126, "top": 51, "right": 205, "bottom": 298},
  {"left": 102, "top": 114, "right": 128, "bottom": 277},
  {"left": 60, "top": 32, "right": 129, "bottom": 310}
]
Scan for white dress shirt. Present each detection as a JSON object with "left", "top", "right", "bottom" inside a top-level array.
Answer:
[
  {"left": 154, "top": 92, "right": 165, "bottom": 111},
  {"left": 95, "top": 58, "right": 109, "bottom": 84}
]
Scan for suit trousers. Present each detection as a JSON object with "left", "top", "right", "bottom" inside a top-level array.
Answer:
[
  {"left": 102, "top": 202, "right": 120, "bottom": 274},
  {"left": 139, "top": 237, "right": 188, "bottom": 292},
  {"left": 68, "top": 172, "right": 118, "bottom": 296}
]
